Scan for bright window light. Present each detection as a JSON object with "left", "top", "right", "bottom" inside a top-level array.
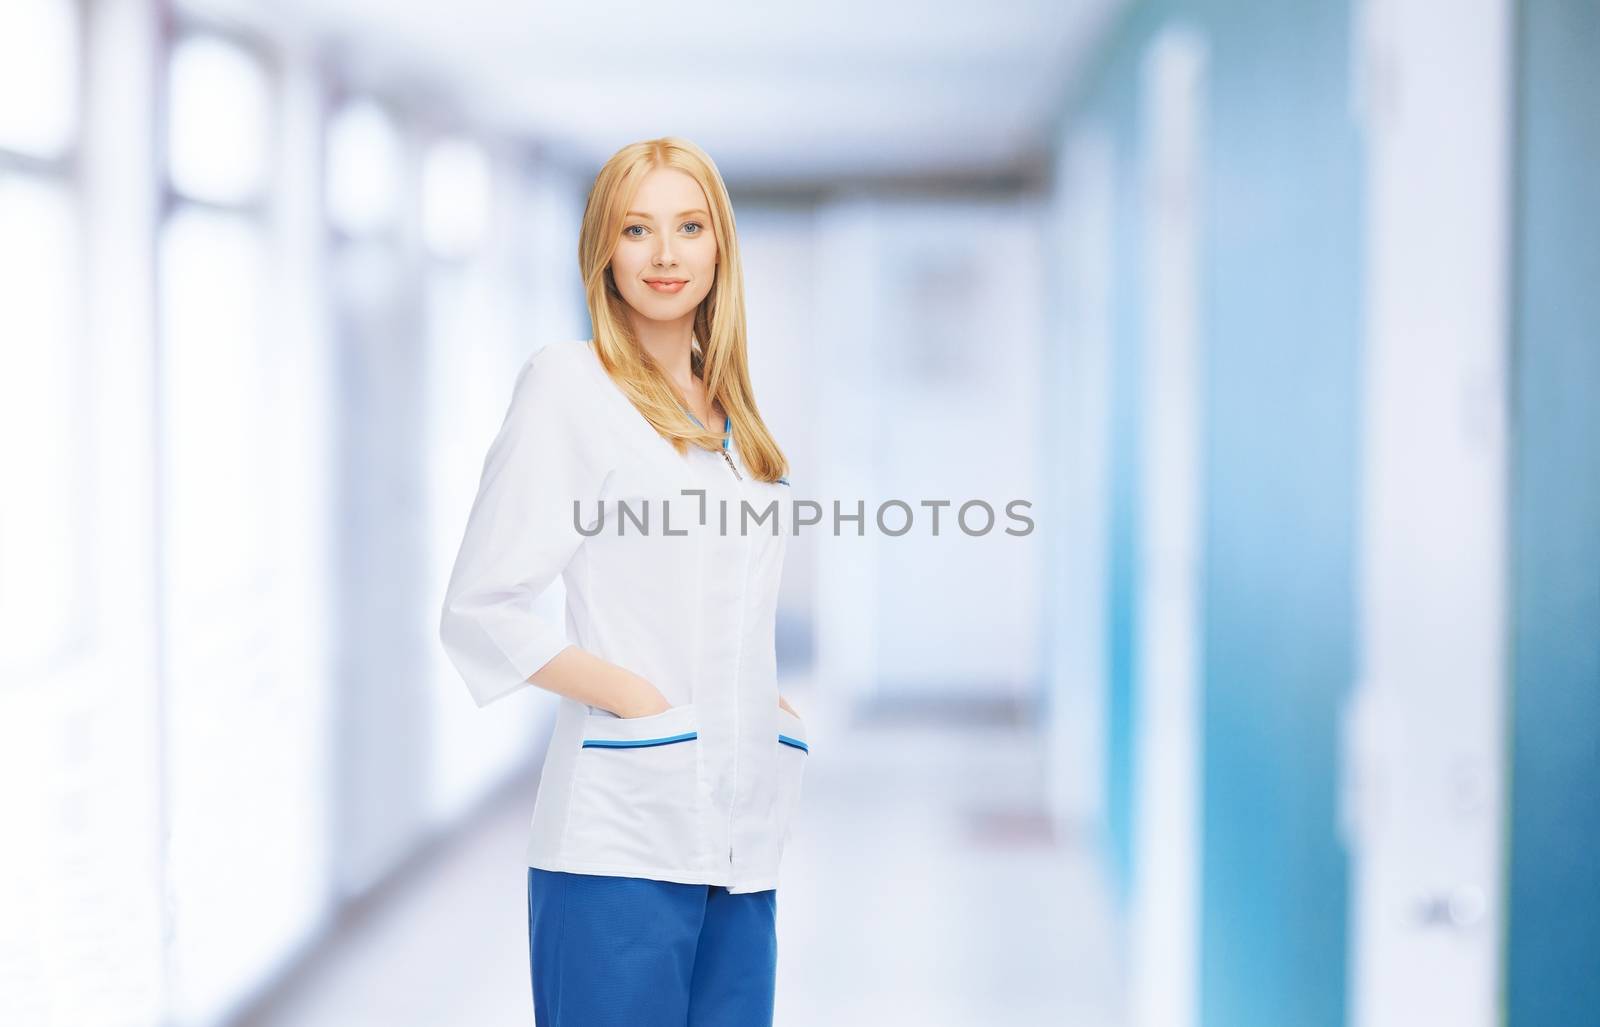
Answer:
[
  {"left": 326, "top": 98, "right": 404, "bottom": 237},
  {"left": 422, "top": 136, "right": 491, "bottom": 259},
  {"left": 0, "top": 173, "right": 78, "bottom": 679},
  {"left": 166, "top": 34, "right": 271, "bottom": 205},
  {"left": 158, "top": 206, "right": 270, "bottom": 606},
  {"left": 158, "top": 198, "right": 333, "bottom": 1025},
  {"left": 0, "top": 0, "right": 78, "bottom": 158}
]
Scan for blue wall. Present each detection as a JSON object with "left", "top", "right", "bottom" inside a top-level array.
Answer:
[
  {"left": 1059, "top": 2, "right": 1159, "bottom": 910},
  {"left": 1055, "top": 1, "right": 1359, "bottom": 1023},
  {"left": 1103, "top": 10, "right": 1151, "bottom": 908},
  {"left": 1506, "top": 1, "right": 1600, "bottom": 1023},
  {"left": 1193, "top": 2, "right": 1360, "bottom": 1024}
]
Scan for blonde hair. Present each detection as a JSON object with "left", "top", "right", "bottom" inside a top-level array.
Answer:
[{"left": 577, "top": 137, "right": 789, "bottom": 483}]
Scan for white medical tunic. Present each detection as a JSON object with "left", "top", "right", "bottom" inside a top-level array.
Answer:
[{"left": 439, "top": 337, "right": 807, "bottom": 894}]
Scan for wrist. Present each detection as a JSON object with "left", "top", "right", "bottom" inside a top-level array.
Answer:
[{"left": 614, "top": 675, "right": 669, "bottom": 718}]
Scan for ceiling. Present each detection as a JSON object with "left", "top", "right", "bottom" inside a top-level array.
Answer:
[{"left": 182, "top": 0, "right": 1126, "bottom": 191}]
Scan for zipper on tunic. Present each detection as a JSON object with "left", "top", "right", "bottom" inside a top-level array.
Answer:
[
  {"left": 681, "top": 404, "right": 742, "bottom": 480},
  {"left": 715, "top": 413, "right": 741, "bottom": 480},
  {"left": 681, "top": 405, "right": 744, "bottom": 870}
]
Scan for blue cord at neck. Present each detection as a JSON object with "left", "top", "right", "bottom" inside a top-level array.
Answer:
[{"left": 681, "top": 405, "right": 732, "bottom": 450}]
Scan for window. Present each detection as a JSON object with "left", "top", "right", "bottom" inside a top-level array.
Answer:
[
  {"left": 421, "top": 135, "right": 490, "bottom": 260},
  {"left": 159, "top": 29, "right": 330, "bottom": 1026},
  {"left": 166, "top": 33, "right": 271, "bottom": 206},
  {"left": 326, "top": 98, "right": 403, "bottom": 238},
  {"left": 0, "top": 0, "right": 79, "bottom": 159}
]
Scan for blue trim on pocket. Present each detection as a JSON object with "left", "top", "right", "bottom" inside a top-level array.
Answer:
[
  {"left": 778, "top": 734, "right": 808, "bottom": 753},
  {"left": 582, "top": 731, "right": 698, "bottom": 749}
]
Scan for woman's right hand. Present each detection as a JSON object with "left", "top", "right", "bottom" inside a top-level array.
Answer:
[
  {"left": 530, "top": 647, "right": 676, "bottom": 719},
  {"left": 612, "top": 679, "right": 673, "bottom": 719}
]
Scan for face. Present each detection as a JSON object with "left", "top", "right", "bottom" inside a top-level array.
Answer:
[{"left": 609, "top": 167, "right": 719, "bottom": 326}]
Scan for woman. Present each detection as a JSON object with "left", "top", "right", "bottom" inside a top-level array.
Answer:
[{"left": 438, "top": 137, "right": 808, "bottom": 1027}]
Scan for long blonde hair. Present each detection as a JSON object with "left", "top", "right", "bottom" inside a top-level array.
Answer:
[{"left": 577, "top": 137, "right": 789, "bottom": 483}]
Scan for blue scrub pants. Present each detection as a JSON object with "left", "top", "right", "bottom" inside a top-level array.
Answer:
[{"left": 527, "top": 867, "right": 778, "bottom": 1026}]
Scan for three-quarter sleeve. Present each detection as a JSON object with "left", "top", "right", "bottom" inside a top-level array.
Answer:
[{"left": 439, "top": 346, "right": 609, "bottom": 708}]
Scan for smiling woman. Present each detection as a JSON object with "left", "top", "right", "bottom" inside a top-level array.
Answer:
[
  {"left": 439, "top": 137, "right": 802, "bottom": 1027},
  {"left": 611, "top": 177, "right": 716, "bottom": 315},
  {"left": 575, "top": 139, "right": 790, "bottom": 484}
]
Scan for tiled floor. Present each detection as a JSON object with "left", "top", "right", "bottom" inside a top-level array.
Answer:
[{"left": 241, "top": 686, "right": 1125, "bottom": 1027}]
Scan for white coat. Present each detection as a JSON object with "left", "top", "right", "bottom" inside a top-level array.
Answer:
[{"left": 439, "top": 337, "right": 807, "bottom": 894}]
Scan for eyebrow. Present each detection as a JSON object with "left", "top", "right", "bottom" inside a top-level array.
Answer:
[{"left": 624, "top": 209, "right": 709, "bottom": 219}]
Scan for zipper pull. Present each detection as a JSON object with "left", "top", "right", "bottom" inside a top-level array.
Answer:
[{"left": 721, "top": 449, "right": 743, "bottom": 480}]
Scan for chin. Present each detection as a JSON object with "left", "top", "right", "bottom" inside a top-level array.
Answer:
[{"left": 640, "top": 293, "right": 700, "bottom": 313}]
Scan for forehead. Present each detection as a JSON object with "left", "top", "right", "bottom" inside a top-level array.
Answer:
[{"left": 627, "top": 167, "right": 709, "bottom": 215}]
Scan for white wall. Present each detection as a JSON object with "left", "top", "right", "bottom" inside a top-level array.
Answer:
[{"left": 813, "top": 192, "right": 1046, "bottom": 708}]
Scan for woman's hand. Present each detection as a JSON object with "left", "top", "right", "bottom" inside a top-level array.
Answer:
[
  {"left": 612, "top": 676, "right": 674, "bottom": 719},
  {"left": 616, "top": 692, "right": 673, "bottom": 719},
  {"left": 531, "top": 647, "right": 673, "bottom": 719}
]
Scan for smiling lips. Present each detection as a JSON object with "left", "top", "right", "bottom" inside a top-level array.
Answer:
[{"left": 645, "top": 278, "right": 687, "bottom": 293}]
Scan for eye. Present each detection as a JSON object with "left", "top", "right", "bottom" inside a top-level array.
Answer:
[
  {"left": 623, "top": 224, "right": 645, "bottom": 238},
  {"left": 683, "top": 221, "right": 703, "bottom": 235}
]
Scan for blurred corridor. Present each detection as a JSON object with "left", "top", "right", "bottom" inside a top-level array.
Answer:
[{"left": 3, "top": 0, "right": 1598, "bottom": 1025}]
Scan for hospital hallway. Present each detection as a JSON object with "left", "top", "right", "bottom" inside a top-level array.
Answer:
[
  {"left": 9, "top": 0, "right": 1600, "bottom": 1024},
  {"left": 234, "top": 678, "right": 1125, "bottom": 1027}
]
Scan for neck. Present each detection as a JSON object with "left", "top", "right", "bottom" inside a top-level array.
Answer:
[{"left": 628, "top": 313, "right": 699, "bottom": 390}]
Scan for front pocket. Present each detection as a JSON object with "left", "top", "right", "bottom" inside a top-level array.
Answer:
[
  {"left": 565, "top": 702, "right": 704, "bottom": 869},
  {"left": 774, "top": 708, "right": 810, "bottom": 846}
]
